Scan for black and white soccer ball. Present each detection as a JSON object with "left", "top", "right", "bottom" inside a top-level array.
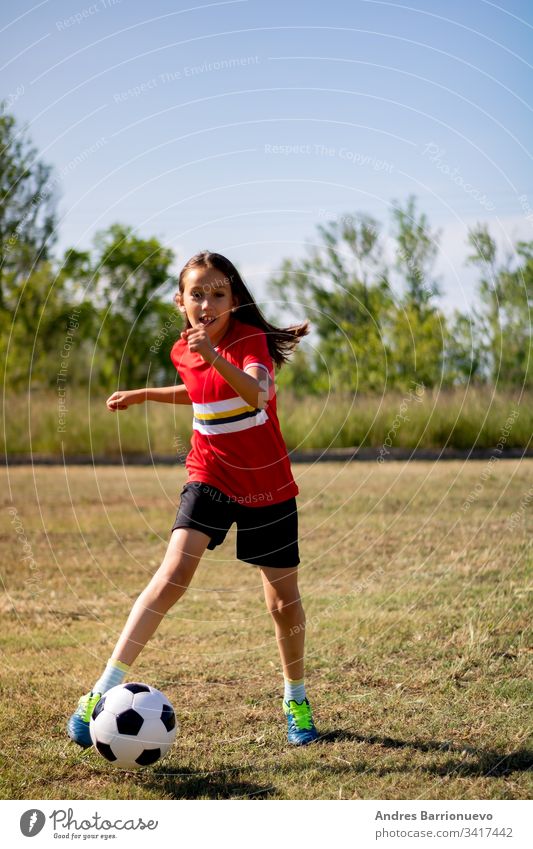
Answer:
[{"left": 89, "top": 683, "right": 178, "bottom": 770}]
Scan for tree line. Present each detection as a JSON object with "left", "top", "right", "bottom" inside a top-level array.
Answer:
[{"left": 1, "top": 106, "right": 531, "bottom": 395}]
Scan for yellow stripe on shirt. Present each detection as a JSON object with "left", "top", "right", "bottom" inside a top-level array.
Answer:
[{"left": 194, "top": 403, "right": 256, "bottom": 422}]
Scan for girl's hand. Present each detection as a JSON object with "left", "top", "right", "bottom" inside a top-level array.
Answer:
[
  {"left": 106, "top": 390, "right": 145, "bottom": 411},
  {"left": 181, "top": 325, "right": 217, "bottom": 363}
]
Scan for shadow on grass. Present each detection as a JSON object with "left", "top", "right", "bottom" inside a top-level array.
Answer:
[
  {"left": 137, "top": 734, "right": 531, "bottom": 798},
  {"left": 143, "top": 764, "right": 276, "bottom": 799},
  {"left": 321, "top": 730, "right": 533, "bottom": 778}
]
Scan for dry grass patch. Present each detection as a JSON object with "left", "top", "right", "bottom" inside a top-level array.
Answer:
[{"left": 1, "top": 461, "right": 532, "bottom": 799}]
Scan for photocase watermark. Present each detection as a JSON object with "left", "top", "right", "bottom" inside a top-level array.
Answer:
[
  {"left": 396, "top": 250, "right": 430, "bottom": 292},
  {"left": 2, "top": 84, "right": 24, "bottom": 111},
  {"left": 264, "top": 143, "right": 313, "bottom": 156},
  {"left": 56, "top": 0, "right": 121, "bottom": 31},
  {"left": 421, "top": 142, "right": 495, "bottom": 212},
  {"left": 197, "top": 481, "right": 274, "bottom": 505},
  {"left": 462, "top": 407, "right": 520, "bottom": 511},
  {"left": 264, "top": 143, "right": 394, "bottom": 172},
  {"left": 20, "top": 809, "right": 46, "bottom": 837},
  {"left": 518, "top": 193, "right": 533, "bottom": 230},
  {"left": 59, "top": 137, "right": 108, "bottom": 178},
  {"left": 377, "top": 382, "right": 425, "bottom": 463},
  {"left": 316, "top": 144, "right": 394, "bottom": 173},
  {"left": 506, "top": 482, "right": 533, "bottom": 531},
  {"left": 173, "top": 434, "right": 188, "bottom": 466},
  {"left": 316, "top": 209, "right": 363, "bottom": 228},
  {"left": 57, "top": 308, "right": 82, "bottom": 433},
  {"left": 4, "top": 197, "right": 42, "bottom": 254},
  {"left": 7, "top": 506, "right": 44, "bottom": 598},
  {"left": 150, "top": 312, "right": 180, "bottom": 354},
  {"left": 112, "top": 56, "right": 260, "bottom": 103},
  {"left": 51, "top": 807, "right": 157, "bottom": 833},
  {"left": 289, "top": 568, "right": 385, "bottom": 636}
]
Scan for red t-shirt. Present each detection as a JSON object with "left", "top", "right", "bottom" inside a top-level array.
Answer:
[{"left": 170, "top": 317, "right": 299, "bottom": 506}]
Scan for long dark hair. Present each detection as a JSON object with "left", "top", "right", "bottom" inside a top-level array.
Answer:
[{"left": 176, "top": 251, "right": 309, "bottom": 369}]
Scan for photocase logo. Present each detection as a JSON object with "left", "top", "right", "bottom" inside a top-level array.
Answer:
[{"left": 20, "top": 809, "right": 46, "bottom": 836}]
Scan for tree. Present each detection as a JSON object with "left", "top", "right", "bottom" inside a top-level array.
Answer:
[
  {"left": 0, "top": 260, "right": 85, "bottom": 389},
  {"left": 444, "top": 311, "right": 487, "bottom": 384},
  {"left": 388, "top": 196, "right": 446, "bottom": 387},
  {"left": 504, "top": 241, "right": 533, "bottom": 386},
  {"left": 268, "top": 214, "right": 393, "bottom": 393},
  {"left": 392, "top": 194, "right": 440, "bottom": 311},
  {"left": 466, "top": 225, "right": 533, "bottom": 387},
  {"left": 388, "top": 304, "right": 447, "bottom": 389},
  {"left": 63, "top": 224, "right": 178, "bottom": 387},
  {"left": 0, "top": 107, "right": 57, "bottom": 309},
  {"left": 268, "top": 203, "right": 451, "bottom": 392}
]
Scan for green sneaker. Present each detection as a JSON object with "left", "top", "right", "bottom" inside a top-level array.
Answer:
[
  {"left": 283, "top": 697, "right": 319, "bottom": 745},
  {"left": 67, "top": 691, "right": 102, "bottom": 748}
]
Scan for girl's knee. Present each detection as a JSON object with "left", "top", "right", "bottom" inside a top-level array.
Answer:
[
  {"left": 267, "top": 595, "right": 303, "bottom": 620},
  {"left": 149, "top": 558, "right": 196, "bottom": 606},
  {"left": 157, "top": 549, "right": 198, "bottom": 586},
  {"left": 145, "top": 578, "right": 181, "bottom": 611}
]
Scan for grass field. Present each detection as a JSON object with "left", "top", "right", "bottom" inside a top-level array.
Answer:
[
  {"left": 3, "top": 387, "right": 532, "bottom": 455},
  {"left": 1, "top": 460, "right": 532, "bottom": 800}
]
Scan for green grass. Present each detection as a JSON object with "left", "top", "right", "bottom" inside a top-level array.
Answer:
[
  {"left": 3, "top": 387, "right": 532, "bottom": 455},
  {"left": 1, "top": 461, "right": 532, "bottom": 799}
]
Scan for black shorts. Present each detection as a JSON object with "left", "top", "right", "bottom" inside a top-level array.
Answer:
[{"left": 170, "top": 482, "right": 300, "bottom": 568}]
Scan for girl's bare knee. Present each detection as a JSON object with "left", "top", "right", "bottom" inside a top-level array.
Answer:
[
  {"left": 146, "top": 575, "right": 184, "bottom": 612},
  {"left": 150, "top": 553, "right": 198, "bottom": 606},
  {"left": 267, "top": 595, "right": 303, "bottom": 621}
]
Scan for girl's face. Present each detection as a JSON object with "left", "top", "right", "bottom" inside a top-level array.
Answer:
[{"left": 178, "top": 266, "right": 239, "bottom": 345}]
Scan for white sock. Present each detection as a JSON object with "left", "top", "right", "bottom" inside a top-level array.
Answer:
[
  {"left": 93, "top": 658, "right": 129, "bottom": 695},
  {"left": 284, "top": 677, "right": 306, "bottom": 703}
]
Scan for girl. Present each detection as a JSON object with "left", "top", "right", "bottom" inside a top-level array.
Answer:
[{"left": 67, "top": 251, "right": 319, "bottom": 747}]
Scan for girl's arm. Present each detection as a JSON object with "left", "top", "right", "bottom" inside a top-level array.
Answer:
[
  {"left": 208, "top": 357, "right": 269, "bottom": 410},
  {"left": 106, "top": 385, "right": 192, "bottom": 411},
  {"left": 181, "top": 326, "right": 269, "bottom": 410}
]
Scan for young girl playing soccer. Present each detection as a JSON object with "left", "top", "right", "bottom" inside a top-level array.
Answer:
[{"left": 67, "top": 251, "right": 319, "bottom": 747}]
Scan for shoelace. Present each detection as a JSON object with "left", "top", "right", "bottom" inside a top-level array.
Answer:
[
  {"left": 287, "top": 701, "right": 314, "bottom": 731},
  {"left": 79, "top": 693, "right": 101, "bottom": 722}
]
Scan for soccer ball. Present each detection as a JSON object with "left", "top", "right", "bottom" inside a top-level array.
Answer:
[{"left": 89, "top": 682, "right": 178, "bottom": 769}]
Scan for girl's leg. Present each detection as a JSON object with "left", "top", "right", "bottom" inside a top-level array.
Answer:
[
  {"left": 260, "top": 565, "right": 318, "bottom": 744},
  {"left": 111, "top": 527, "right": 210, "bottom": 666},
  {"left": 67, "top": 527, "right": 211, "bottom": 747},
  {"left": 259, "top": 566, "right": 306, "bottom": 680}
]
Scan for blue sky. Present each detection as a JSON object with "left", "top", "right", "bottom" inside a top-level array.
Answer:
[{"left": 2, "top": 0, "right": 532, "bottom": 314}]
